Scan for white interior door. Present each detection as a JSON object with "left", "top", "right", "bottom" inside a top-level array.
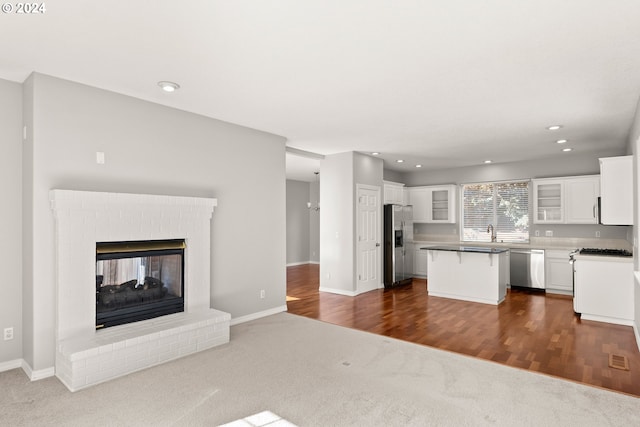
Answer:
[{"left": 357, "top": 184, "right": 381, "bottom": 293}]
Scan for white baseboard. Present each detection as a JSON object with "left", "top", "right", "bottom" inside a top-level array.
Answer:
[
  {"left": 0, "top": 358, "right": 22, "bottom": 373},
  {"left": 230, "top": 305, "right": 288, "bottom": 326},
  {"left": 545, "top": 289, "right": 573, "bottom": 296},
  {"left": 0, "top": 359, "right": 54, "bottom": 381},
  {"left": 579, "top": 314, "right": 634, "bottom": 327},
  {"left": 21, "top": 360, "right": 55, "bottom": 381},
  {"left": 286, "top": 261, "right": 320, "bottom": 267},
  {"left": 319, "top": 287, "right": 356, "bottom": 297}
]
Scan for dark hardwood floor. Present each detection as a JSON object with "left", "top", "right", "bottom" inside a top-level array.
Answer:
[{"left": 286, "top": 263, "right": 640, "bottom": 397}]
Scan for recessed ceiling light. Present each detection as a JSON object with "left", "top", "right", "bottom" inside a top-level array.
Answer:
[
  {"left": 484, "top": 160, "right": 492, "bottom": 164},
  {"left": 158, "top": 81, "right": 180, "bottom": 92},
  {"left": 415, "top": 164, "right": 422, "bottom": 168},
  {"left": 556, "top": 139, "right": 568, "bottom": 144},
  {"left": 562, "top": 148, "right": 573, "bottom": 152},
  {"left": 371, "top": 152, "right": 380, "bottom": 156},
  {"left": 547, "top": 125, "right": 562, "bottom": 131},
  {"left": 396, "top": 159, "right": 404, "bottom": 163}
]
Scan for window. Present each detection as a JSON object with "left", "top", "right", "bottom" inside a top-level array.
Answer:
[{"left": 462, "top": 181, "right": 529, "bottom": 243}]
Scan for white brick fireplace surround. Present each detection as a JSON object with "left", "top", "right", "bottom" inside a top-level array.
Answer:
[{"left": 50, "top": 190, "right": 230, "bottom": 392}]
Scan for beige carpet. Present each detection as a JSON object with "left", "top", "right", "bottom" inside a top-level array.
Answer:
[{"left": 1, "top": 312, "right": 638, "bottom": 426}]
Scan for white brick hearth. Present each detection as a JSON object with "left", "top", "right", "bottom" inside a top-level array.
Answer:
[{"left": 50, "top": 190, "right": 230, "bottom": 392}]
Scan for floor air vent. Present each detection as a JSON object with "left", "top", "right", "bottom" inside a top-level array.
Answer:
[{"left": 608, "top": 354, "right": 630, "bottom": 371}]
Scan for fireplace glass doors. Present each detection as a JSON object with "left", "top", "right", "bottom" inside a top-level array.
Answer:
[{"left": 96, "top": 239, "right": 185, "bottom": 329}]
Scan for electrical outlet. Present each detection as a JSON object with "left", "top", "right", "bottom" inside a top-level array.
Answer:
[
  {"left": 535, "top": 230, "right": 540, "bottom": 237},
  {"left": 545, "top": 230, "right": 553, "bottom": 237},
  {"left": 260, "top": 290, "right": 266, "bottom": 299},
  {"left": 4, "top": 327, "right": 14, "bottom": 341},
  {"left": 596, "top": 231, "right": 601, "bottom": 238}
]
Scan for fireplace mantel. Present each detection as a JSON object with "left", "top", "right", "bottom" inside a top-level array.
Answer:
[{"left": 50, "top": 190, "right": 230, "bottom": 391}]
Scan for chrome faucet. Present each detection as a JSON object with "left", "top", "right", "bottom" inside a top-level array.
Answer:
[{"left": 487, "top": 224, "right": 497, "bottom": 242}]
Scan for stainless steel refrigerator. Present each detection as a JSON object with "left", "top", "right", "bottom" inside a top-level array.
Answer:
[{"left": 384, "top": 204, "right": 414, "bottom": 288}]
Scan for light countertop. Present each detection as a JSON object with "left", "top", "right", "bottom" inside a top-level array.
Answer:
[
  {"left": 421, "top": 245, "right": 509, "bottom": 254},
  {"left": 411, "top": 234, "right": 632, "bottom": 252}
]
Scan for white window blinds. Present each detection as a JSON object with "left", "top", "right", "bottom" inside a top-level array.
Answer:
[{"left": 462, "top": 181, "right": 529, "bottom": 243}]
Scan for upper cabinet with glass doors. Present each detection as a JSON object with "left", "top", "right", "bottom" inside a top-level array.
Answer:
[
  {"left": 533, "top": 175, "right": 599, "bottom": 224},
  {"left": 408, "top": 185, "right": 457, "bottom": 223},
  {"left": 533, "top": 179, "right": 564, "bottom": 223}
]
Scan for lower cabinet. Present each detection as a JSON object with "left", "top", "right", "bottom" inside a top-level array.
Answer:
[
  {"left": 545, "top": 250, "right": 573, "bottom": 294},
  {"left": 414, "top": 247, "right": 428, "bottom": 278},
  {"left": 413, "top": 246, "right": 574, "bottom": 293}
]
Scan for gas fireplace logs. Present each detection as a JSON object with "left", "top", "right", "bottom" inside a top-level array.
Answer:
[{"left": 97, "top": 277, "right": 168, "bottom": 307}]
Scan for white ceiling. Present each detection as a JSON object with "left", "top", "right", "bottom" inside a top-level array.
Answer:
[{"left": 3, "top": 1, "right": 640, "bottom": 182}]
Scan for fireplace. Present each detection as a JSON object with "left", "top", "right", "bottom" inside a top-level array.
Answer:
[
  {"left": 50, "top": 190, "right": 230, "bottom": 392},
  {"left": 96, "top": 239, "right": 186, "bottom": 329}
]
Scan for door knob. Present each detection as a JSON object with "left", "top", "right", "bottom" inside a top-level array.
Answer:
[{"left": 376, "top": 243, "right": 381, "bottom": 247}]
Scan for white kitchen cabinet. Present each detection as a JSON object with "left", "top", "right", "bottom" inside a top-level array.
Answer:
[
  {"left": 501, "top": 250, "right": 510, "bottom": 288},
  {"left": 574, "top": 256, "right": 634, "bottom": 325},
  {"left": 427, "top": 248, "right": 508, "bottom": 305},
  {"left": 383, "top": 180, "right": 405, "bottom": 205},
  {"left": 545, "top": 250, "right": 573, "bottom": 295},
  {"left": 407, "top": 185, "right": 457, "bottom": 223},
  {"left": 407, "top": 187, "right": 429, "bottom": 222},
  {"left": 599, "top": 156, "right": 633, "bottom": 225},
  {"left": 533, "top": 175, "right": 599, "bottom": 224},
  {"left": 414, "top": 247, "right": 428, "bottom": 278},
  {"left": 564, "top": 176, "right": 599, "bottom": 224}
]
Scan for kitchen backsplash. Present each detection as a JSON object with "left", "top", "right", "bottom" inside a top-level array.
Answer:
[{"left": 413, "top": 223, "right": 630, "bottom": 241}]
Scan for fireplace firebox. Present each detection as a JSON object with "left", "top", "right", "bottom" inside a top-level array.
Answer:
[{"left": 96, "top": 239, "right": 185, "bottom": 329}]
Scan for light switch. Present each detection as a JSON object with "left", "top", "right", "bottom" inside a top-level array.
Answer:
[{"left": 96, "top": 152, "right": 105, "bottom": 164}]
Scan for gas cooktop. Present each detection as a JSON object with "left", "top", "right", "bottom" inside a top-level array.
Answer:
[{"left": 578, "top": 248, "right": 633, "bottom": 257}]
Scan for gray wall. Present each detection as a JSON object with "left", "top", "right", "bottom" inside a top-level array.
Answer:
[
  {"left": 629, "top": 97, "right": 639, "bottom": 339},
  {"left": 0, "top": 78, "right": 23, "bottom": 363},
  {"left": 20, "top": 73, "right": 287, "bottom": 370},
  {"left": 320, "top": 152, "right": 383, "bottom": 294},
  {"left": 22, "top": 76, "right": 34, "bottom": 370},
  {"left": 285, "top": 179, "right": 320, "bottom": 265},
  {"left": 631, "top": 96, "right": 640, "bottom": 269},
  {"left": 286, "top": 180, "right": 311, "bottom": 264},
  {"left": 400, "top": 150, "right": 623, "bottom": 186},
  {"left": 629, "top": 96, "right": 640, "bottom": 154},
  {"left": 382, "top": 168, "right": 404, "bottom": 183},
  {"left": 320, "top": 152, "right": 355, "bottom": 293},
  {"left": 309, "top": 179, "right": 320, "bottom": 263}
]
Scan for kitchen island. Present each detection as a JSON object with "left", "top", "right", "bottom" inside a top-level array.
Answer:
[{"left": 423, "top": 246, "right": 509, "bottom": 305}]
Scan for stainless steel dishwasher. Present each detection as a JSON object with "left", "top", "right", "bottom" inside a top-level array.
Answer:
[{"left": 509, "top": 249, "right": 545, "bottom": 289}]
